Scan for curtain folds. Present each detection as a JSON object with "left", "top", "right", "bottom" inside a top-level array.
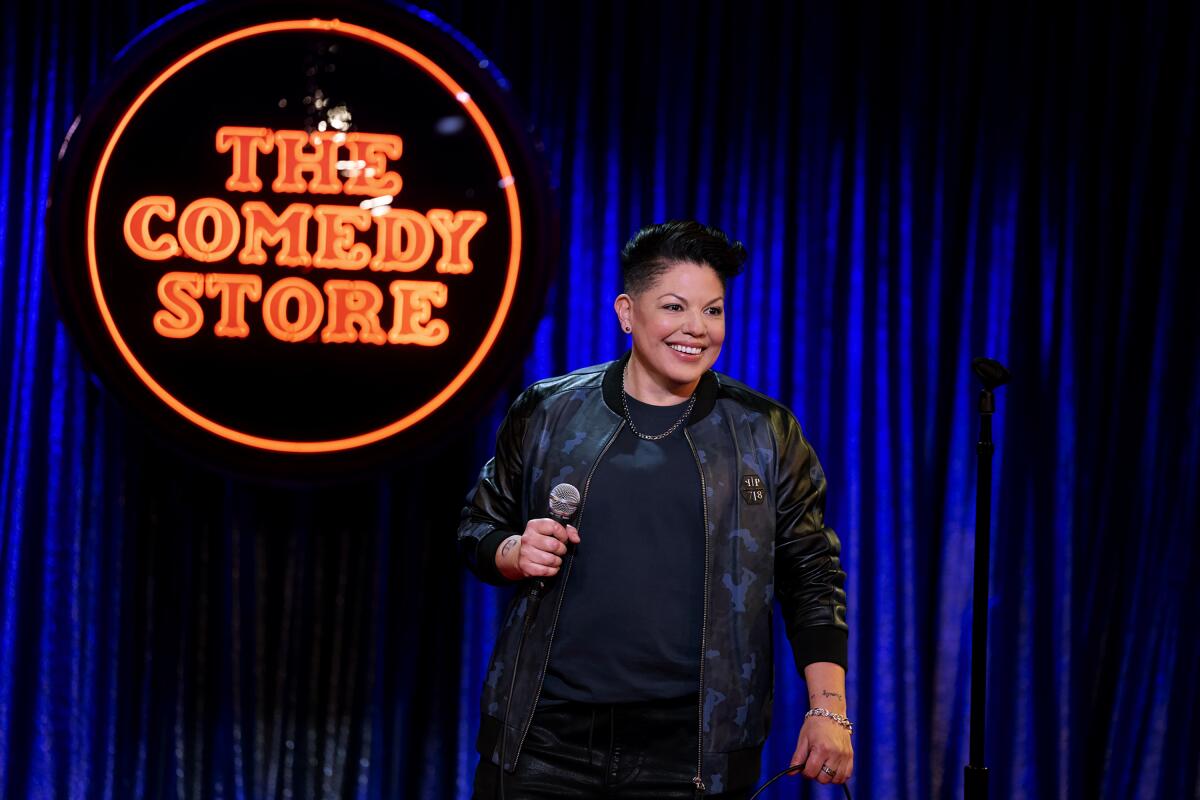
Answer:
[{"left": 2, "top": 1, "right": 1197, "bottom": 798}]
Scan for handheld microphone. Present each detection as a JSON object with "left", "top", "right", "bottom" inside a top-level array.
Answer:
[
  {"left": 547, "top": 482, "right": 581, "bottom": 527},
  {"left": 528, "top": 483, "right": 581, "bottom": 609}
]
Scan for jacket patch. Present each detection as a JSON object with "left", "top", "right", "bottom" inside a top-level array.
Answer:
[{"left": 740, "top": 473, "right": 765, "bottom": 505}]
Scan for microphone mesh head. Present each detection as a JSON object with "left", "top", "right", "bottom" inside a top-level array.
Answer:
[{"left": 548, "top": 483, "right": 581, "bottom": 519}]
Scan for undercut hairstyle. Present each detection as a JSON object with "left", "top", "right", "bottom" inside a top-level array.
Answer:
[{"left": 619, "top": 220, "right": 748, "bottom": 296}]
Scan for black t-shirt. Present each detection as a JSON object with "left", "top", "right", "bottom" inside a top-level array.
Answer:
[{"left": 540, "top": 393, "right": 705, "bottom": 705}]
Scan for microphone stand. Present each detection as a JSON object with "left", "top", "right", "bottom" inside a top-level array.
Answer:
[{"left": 964, "top": 357, "right": 1010, "bottom": 800}]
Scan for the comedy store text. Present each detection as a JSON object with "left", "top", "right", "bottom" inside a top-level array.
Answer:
[{"left": 121, "top": 126, "right": 488, "bottom": 346}]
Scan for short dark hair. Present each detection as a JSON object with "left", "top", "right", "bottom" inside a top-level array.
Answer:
[{"left": 619, "top": 220, "right": 748, "bottom": 295}]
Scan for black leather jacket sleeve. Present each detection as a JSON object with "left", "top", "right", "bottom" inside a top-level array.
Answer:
[
  {"left": 772, "top": 410, "right": 850, "bottom": 673},
  {"left": 457, "top": 390, "right": 535, "bottom": 586}
]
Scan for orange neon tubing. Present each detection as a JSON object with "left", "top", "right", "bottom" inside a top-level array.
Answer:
[{"left": 87, "top": 19, "right": 524, "bottom": 453}]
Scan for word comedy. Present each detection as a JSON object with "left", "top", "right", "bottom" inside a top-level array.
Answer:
[{"left": 121, "top": 126, "right": 489, "bottom": 346}]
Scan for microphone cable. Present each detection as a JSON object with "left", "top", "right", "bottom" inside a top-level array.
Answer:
[{"left": 748, "top": 764, "right": 852, "bottom": 799}]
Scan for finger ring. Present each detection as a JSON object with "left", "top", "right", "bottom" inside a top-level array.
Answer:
[{"left": 821, "top": 765, "right": 837, "bottom": 777}]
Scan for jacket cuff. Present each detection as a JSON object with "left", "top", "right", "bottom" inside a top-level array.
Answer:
[
  {"left": 475, "top": 528, "right": 516, "bottom": 585},
  {"left": 790, "top": 625, "right": 849, "bottom": 674}
]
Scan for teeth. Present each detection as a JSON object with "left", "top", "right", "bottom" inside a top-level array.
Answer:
[{"left": 670, "top": 344, "right": 702, "bottom": 355}]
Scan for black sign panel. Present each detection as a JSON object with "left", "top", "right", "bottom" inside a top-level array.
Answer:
[{"left": 49, "top": 1, "right": 555, "bottom": 472}]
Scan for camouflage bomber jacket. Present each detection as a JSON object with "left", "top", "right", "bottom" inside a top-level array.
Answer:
[{"left": 457, "top": 353, "right": 848, "bottom": 794}]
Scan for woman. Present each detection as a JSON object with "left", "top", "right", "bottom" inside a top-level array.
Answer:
[{"left": 458, "top": 221, "right": 852, "bottom": 798}]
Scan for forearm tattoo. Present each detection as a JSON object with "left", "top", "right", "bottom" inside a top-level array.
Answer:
[
  {"left": 810, "top": 690, "right": 844, "bottom": 704},
  {"left": 500, "top": 537, "right": 518, "bottom": 558}
]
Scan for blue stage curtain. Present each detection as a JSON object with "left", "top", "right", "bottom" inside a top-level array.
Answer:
[{"left": 2, "top": 1, "right": 1198, "bottom": 798}]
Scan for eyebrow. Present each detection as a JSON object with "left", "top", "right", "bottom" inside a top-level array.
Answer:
[{"left": 657, "top": 292, "right": 725, "bottom": 305}]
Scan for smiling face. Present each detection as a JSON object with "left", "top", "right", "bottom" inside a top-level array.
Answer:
[{"left": 614, "top": 260, "right": 726, "bottom": 404}]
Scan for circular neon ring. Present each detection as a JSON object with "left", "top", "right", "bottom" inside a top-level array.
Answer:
[{"left": 87, "top": 19, "right": 524, "bottom": 453}]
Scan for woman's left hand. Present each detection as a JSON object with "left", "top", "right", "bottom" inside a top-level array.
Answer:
[{"left": 791, "top": 715, "right": 853, "bottom": 784}]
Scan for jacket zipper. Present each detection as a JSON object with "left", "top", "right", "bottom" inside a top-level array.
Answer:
[
  {"left": 511, "top": 420, "right": 625, "bottom": 768},
  {"left": 684, "top": 429, "right": 710, "bottom": 793}
]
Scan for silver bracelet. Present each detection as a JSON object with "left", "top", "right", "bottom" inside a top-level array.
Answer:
[{"left": 804, "top": 707, "right": 854, "bottom": 734}]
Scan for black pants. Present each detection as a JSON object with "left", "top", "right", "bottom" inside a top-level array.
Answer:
[{"left": 472, "top": 695, "right": 749, "bottom": 799}]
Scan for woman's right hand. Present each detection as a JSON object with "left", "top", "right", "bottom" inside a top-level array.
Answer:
[{"left": 495, "top": 518, "right": 580, "bottom": 581}]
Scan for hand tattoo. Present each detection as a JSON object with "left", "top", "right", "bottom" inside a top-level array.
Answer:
[{"left": 500, "top": 538, "right": 518, "bottom": 558}]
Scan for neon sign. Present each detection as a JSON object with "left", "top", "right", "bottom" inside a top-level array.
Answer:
[
  {"left": 124, "top": 126, "right": 483, "bottom": 347},
  {"left": 50, "top": 6, "right": 555, "bottom": 467}
]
